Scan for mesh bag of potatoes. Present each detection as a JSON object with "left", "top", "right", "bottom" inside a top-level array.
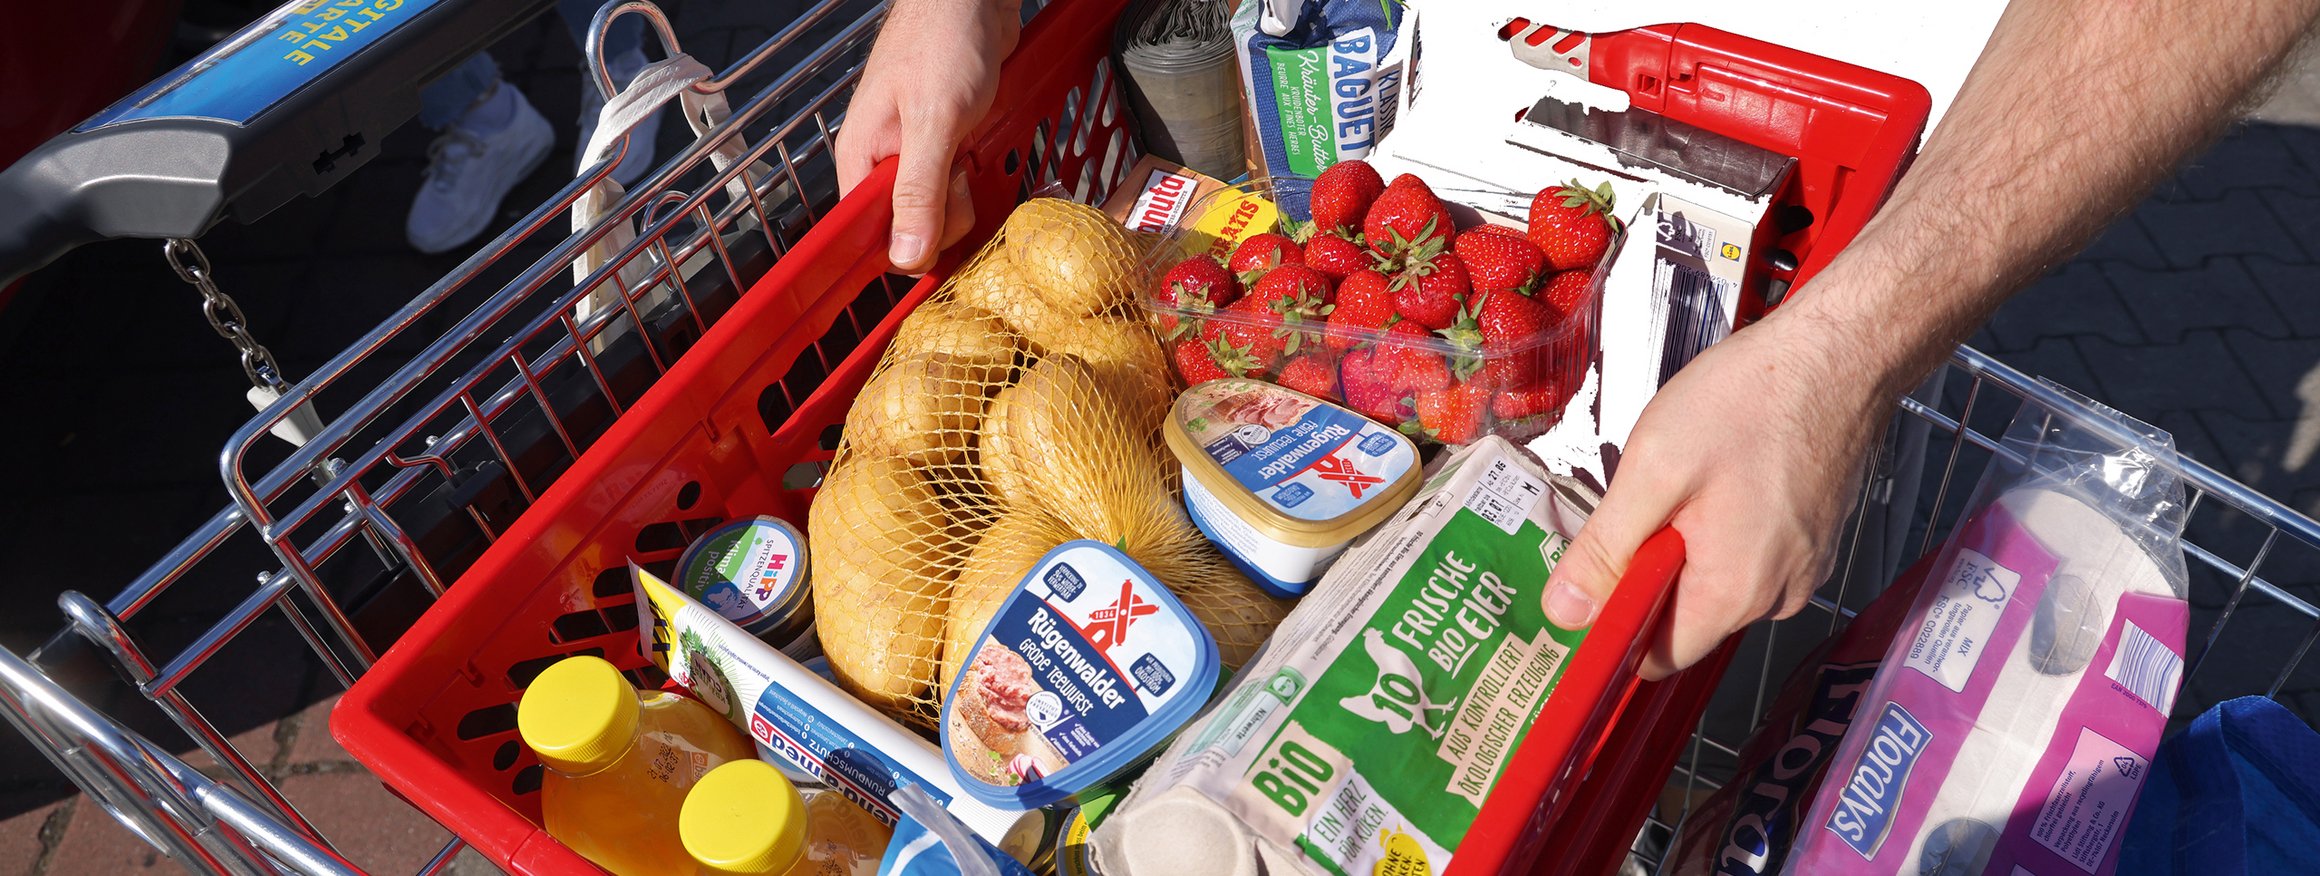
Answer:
[{"left": 808, "top": 198, "right": 1293, "bottom": 728}]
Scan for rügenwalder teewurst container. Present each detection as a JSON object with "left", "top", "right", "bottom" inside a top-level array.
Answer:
[
  {"left": 1164, "top": 379, "right": 1420, "bottom": 597},
  {"left": 941, "top": 541, "right": 1219, "bottom": 811},
  {"left": 631, "top": 565, "right": 1046, "bottom": 863},
  {"left": 675, "top": 516, "right": 814, "bottom": 652}
]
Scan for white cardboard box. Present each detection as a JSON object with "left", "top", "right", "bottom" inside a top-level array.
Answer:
[{"left": 1367, "top": 1, "right": 1993, "bottom": 485}]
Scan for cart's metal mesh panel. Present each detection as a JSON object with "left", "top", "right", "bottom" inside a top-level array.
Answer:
[{"left": 1624, "top": 346, "right": 2320, "bottom": 873}]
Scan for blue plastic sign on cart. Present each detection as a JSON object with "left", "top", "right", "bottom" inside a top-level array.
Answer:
[{"left": 79, "top": 0, "right": 448, "bottom": 130}]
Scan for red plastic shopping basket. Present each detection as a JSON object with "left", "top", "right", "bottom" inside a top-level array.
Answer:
[{"left": 332, "top": 3, "right": 1927, "bottom": 873}]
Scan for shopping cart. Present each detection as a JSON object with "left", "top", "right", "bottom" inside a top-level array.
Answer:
[{"left": 5, "top": 3, "right": 2319, "bottom": 876}]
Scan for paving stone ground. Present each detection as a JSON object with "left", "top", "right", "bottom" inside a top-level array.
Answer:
[{"left": 5, "top": 6, "right": 2320, "bottom": 874}]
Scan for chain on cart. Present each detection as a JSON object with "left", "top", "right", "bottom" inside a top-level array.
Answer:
[
  {"left": 6, "top": 1, "right": 2320, "bottom": 875},
  {"left": 0, "top": 0, "right": 921, "bottom": 870}
]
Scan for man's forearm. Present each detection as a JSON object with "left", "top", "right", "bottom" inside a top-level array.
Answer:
[{"left": 1784, "top": 0, "right": 2319, "bottom": 400}]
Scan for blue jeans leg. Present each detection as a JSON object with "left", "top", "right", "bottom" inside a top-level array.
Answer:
[
  {"left": 560, "top": 0, "right": 646, "bottom": 60},
  {"left": 416, "top": 53, "right": 500, "bottom": 130}
]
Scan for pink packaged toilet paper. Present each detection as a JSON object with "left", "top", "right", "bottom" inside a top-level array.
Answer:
[
  {"left": 1662, "top": 555, "right": 1939, "bottom": 876},
  {"left": 1782, "top": 394, "right": 2192, "bottom": 876}
]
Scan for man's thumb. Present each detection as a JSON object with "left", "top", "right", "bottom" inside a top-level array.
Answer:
[
  {"left": 1544, "top": 485, "right": 1672, "bottom": 630},
  {"left": 888, "top": 123, "right": 959, "bottom": 273}
]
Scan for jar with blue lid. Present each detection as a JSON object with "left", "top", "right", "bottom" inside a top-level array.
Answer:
[
  {"left": 940, "top": 541, "right": 1219, "bottom": 811},
  {"left": 675, "top": 516, "right": 813, "bottom": 649}
]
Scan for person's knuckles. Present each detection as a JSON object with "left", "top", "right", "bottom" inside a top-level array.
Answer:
[
  {"left": 1560, "top": 532, "right": 1632, "bottom": 599},
  {"left": 890, "top": 178, "right": 948, "bottom": 216}
]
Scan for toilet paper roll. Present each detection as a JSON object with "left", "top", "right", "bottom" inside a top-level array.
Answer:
[
  {"left": 1788, "top": 487, "right": 2185, "bottom": 875},
  {"left": 1895, "top": 489, "right": 2173, "bottom": 873}
]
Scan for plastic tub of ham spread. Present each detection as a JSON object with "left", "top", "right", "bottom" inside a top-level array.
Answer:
[
  {"left": 1163, "top": 379, "right": 1421, "bottom": 597},
  {"left": 674, "top": 516, "right": 813, "bottom": 648},
  {"left": 941, "top": 541, "right": 1219, "bottom": 811}
]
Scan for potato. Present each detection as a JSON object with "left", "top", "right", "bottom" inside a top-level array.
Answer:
[
  {"left": 891, "top": 299, "right": 1020, "bottom": 374},
  {"left": 950, "top": 251, "right": 1079, "bottom": 354},
  {"left": 845, "top": 352, "right": 997, "bottom": 466},
  {"left": 1130, "top": 534, "right": 1293, "bottom": 670},
  {"left": 939, "top": 511, "right": 1066, "bottom": 691},
  {"left": 1001, "top": 199, "right": 1138, "bottom": 317},
  {"left": 808, "top": 455, "right": 953, "bottom": 715},
  {"left": 980, "top": 356, "right": 1100, "bottom": 508},
  {"left": 981, "top": 356, "right": 1174, "bottom": 542},
  {"left": 1037, "top": 317, "right": 1172, "bottom": 429}
]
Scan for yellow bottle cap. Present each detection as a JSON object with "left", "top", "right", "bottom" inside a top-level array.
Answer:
[
  {"left": 515, "top": 656, "right": 640, "bottom": 774},
  {"left": 681, "top": 760, "right": 809, "bottom": 876}
]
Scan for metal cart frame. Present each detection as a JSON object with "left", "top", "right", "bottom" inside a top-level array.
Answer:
[{"left": 5, "top": 1, "right": 2319, "bottom": 874}]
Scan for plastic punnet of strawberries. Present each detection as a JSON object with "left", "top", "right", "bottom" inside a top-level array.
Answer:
[{"left": 1149, "top": 159, "right": 1618, "bottom": 445}]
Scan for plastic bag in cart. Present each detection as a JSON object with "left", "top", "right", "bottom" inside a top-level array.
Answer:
[
  {"left": 1674, "top": 384, "right": 2193, "bottom": 876},
  {"left": 2118, "top": 696, "right": 2320, "bottom": 875},
  {"left": 570, "top": 53, "right": 767, "bottom": 331}
]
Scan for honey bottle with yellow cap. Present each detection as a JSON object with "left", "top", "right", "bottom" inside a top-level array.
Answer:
[
  {"left": 681, "top": 759, "right": 894, "bottom": 876},
  {"left": 516, "top": 655, "right": 755, "bottom": 875}
]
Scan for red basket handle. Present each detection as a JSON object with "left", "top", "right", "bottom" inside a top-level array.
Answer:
[{"left": 1450, "top": 525, "right": 1687, "bottom": 876}]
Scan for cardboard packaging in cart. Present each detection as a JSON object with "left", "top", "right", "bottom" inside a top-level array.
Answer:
[
  {"left": 1356, "top": 1, "right": 1994, "bottom": 485},
  {"left": 1350, "top": 3, "right": 1782, "bottom": 484},
  {"left": 1093, "top": 436, "right": 1603, "bottom": 876},
  {"left": 1101, "top": 154, "right": 1234, "bottom": 235}
]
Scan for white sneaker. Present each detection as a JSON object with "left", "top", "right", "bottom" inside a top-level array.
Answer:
[
  {"left": 406, "top": 83, "right": 554, "bottom": 255},
  {"left": 576, "top": 49, "right": 661, "bottom": 186}
]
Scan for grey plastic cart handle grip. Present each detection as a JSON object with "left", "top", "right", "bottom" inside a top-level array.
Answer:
[
  {"left": 0, "top": 0, "right": 556, "bottom": 285},
  {"left": 0, "top": 180, "right": 100, "bottom": 285}
]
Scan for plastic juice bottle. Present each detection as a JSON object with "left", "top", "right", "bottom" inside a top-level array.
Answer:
[
  {"left": 681, "top": 759, "right": 895, "bottom": 876},
  {"left": 516, "top": 655, "right": 755, "bottom": 875}
]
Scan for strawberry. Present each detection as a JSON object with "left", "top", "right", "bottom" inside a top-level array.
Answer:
[
  {"left": 1363, "top": 174, "right": 1455, "bottom": 261},
  {"left": 1475, "top": 286, "right": 1556, "bottom": 343},
  {"left": 1377, "top": 321, "right": 1452, "bottom": 396},
  {"left": 1172, "top": 337, "right": 1231, "bottom": 384},
  {"left": 1277, "top": 353, "right": 1341, "bottom": 399},
  {"left": 1456, "top": 289, "right": 1557, "bottom": 387},
  {"left": 1303, "top": 233, "right": 1374, "bottom": 281},
  {"left": 1538, "top": 269, "right": 1593, "bottom": 322},
  {"left": 1310, "top": 159, "right": 1386, "bottom": 235},
  {"left": 1391, "top": 251, "right": 1470, "bottom": 330},
  {"left": 1203, "top": 297, "right": 1288, "bottom": 372},
  {"left": 1471, "top": 223, "right": 1528, "bottom": 239},
  {"left": 1245, "top": 264, "right": 1334, "bottom": 355},
  {"left": 1454, "top": 229, "right": 1547, "bottom": 295},
  {"left": 1326, "top": 269, "right": 1396, "bottom": 352},
  {"left": 1527, "top": 180, "right": 1618, "bottom": 272},
  {"left": 1153, "top": 255, "right": 1240, "bottom": 339},
  {"left": 1229, "top": 233, "right": 1303, "bottom": 283},
  {"left": 1493, "top": 378, "right": 1571, "bottom": 419},
  {"left": 1339, "top": 347, "right": 1410, "bottom": 425},
  {"left": 1413, "top": 383, "right": 1490, "bottom": 445}
]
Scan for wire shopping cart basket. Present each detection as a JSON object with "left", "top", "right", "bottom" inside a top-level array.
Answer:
[{"left": 6, "top": 1, "right": 2320, "bottom": 875}]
